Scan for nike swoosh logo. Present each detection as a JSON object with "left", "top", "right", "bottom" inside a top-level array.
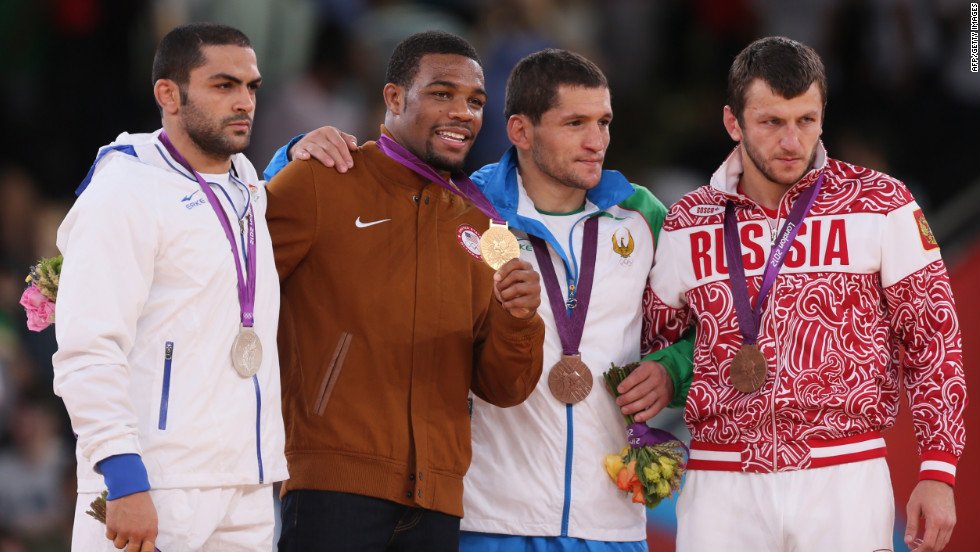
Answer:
[
  {"left": 181, "top": 191, "right": 199, "bottom": 202},
  {"left": 355, "top": 216, "right": 391, "bottom": 228}
]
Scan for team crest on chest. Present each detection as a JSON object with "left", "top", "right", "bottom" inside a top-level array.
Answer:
[
  {"left": 913, "top": 208, "right": 938, "bottom": 251},
  {"left": 612, "top": 227, "right": 635, "bottom": 266},
  {"left": 457, "top": 224, "right": 484, "bottom": 260}
]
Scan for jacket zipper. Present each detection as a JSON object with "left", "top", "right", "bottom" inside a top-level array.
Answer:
[
  {"left": 158, "top": 341, "right": 174, "bottom": 430},
  {"left": 252, "top": 375, "right": 264, "bottom": 484},
  {"left": 560, "top": 405, "right": 574, "bottom": 536},
  {"left": 768, "top": 213, "right": 780, "bottom": 472}
]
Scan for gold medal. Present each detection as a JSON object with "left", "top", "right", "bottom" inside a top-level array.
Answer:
[
  {"left": 548, "top": 355, "right": 593, "bottom": 404},
  {"left": 479, "top": 221, "right": 520, "bottom": 270},
  {"left": 730, "top": 343, "right": 766, "bottom": 393},
  {"left": 231, "top": 326, "right": 262, "bottom": 378}
]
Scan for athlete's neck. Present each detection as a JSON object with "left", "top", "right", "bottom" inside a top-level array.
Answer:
[
  {"left": 738, "top": 177, "right": 787, "bottom": 212},
  {"left": 383, "top": 125, "right": 452, "bottom": 180},
  {"left": 517, "top": 162, "right": 587, "bottom": 215},
  {"left": 735, "top": 152, "right": 791, "bottom": 212},
  {"left": 162, "top": 123, "right": 232, "bottom": 174}
]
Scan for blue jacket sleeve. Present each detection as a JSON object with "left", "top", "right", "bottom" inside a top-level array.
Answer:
[{"left": 263, "top": 134, "right": 306, "bottom": 181}]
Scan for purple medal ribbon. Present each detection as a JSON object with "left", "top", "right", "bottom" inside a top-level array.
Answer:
[
  {"left": 158, "top": 131, "right": 257, "bottom": 328},
  {"left": 375, "top": 134, "right": 505, "bottom": 223},
  {"left": 724, "top": 173, "right": 824, "bottom": 346},
  {"left": 626, "top": 423, "right": 689, "bottom": 451},
  {"left": 528, "top": 217, "right": 599, "bottom": 356}
]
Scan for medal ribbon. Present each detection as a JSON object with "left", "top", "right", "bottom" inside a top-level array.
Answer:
[
  {"left": 375, "top": 134, "right": 505, "bottom": 223},
  {"left": 627, "top": 423, "right": 689, "bottom": 452},
  {"left": 159, "top": 131, "right": 257, "bottom": 328},
  {"left": 529, "top": 216, "right": 599, "bottom": 356},
  {"left": 724, "top": 173, "right": 824, "bottom": 345}
]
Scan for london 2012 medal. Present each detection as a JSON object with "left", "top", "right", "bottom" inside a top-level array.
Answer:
[
  {"left": 730, "top": 343, "right": 766, "bottom": 393},
  {"left": 231, "top": 326, "right": 262, "bottom": 378},
  {"left": 480, "top": 221, "right": 521, "bottom": 270},
  {"left": 549, "top": 355, "right": 593, "bottom": 404}
]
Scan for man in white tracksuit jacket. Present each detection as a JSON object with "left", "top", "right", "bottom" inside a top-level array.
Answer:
[
  {"left": 459, "top": 50, "right": 694, "bottom": 552},
  {"left": 52, "top": 24, "right": 287, "bottom": 552}
]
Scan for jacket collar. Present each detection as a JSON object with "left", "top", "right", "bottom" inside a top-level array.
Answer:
[{"left": 76, "top": 129, "right": 256, "bottom": 195}]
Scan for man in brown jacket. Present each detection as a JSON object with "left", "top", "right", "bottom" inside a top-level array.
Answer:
[{"left": 265, "top": 31, "right": 546, "bottom": 551}]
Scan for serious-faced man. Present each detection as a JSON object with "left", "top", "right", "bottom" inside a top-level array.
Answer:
[
  {"left": 54, "top": 23, "right": 287, "bottom": 552},
  {"left": 644, "top": 36, "right": 965, "bottom": 552}
]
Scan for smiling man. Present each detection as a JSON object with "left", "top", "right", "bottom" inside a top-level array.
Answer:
[
  {"left": 264, "top": 31, "right": 545, "bottom": 551},
  {"left": 53, "top": 23, "right": 287, "bottom": 552},
  {"left": 643, "top": 36, "right": 966, "bottom": 552}
]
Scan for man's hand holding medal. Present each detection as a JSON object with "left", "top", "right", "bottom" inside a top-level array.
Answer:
[{"left": 482, "top": 223, "right": 540, "bottom": 320}]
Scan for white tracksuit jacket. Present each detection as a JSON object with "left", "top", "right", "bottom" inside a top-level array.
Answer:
[
  {"left": 53, "top": 130, "right": 288, "bottom": 493},
  {"left": 461, "top": 148, "right": 693, "bottom": 542}
]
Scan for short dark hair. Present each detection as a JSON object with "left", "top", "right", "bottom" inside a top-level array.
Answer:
[
  {"left": 151, "top": 22, "right": 252, "bottom": 92},
  {"left": 727, "top": 36, "right": 827, "bottom": 123},
  {"left": 504, "top": 49, "right": 608, "bottom": 124},
  {"left": 384, "top": 30, "right": 481, "bottom": 89}
]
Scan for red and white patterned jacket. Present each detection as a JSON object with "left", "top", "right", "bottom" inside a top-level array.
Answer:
[{"left": 643, "top": 144, "right": 966, "bottom": 485}]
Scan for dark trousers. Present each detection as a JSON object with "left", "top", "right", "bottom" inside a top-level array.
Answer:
[{"left": 278, "top": 490, "right": 461, "bottom": 552}]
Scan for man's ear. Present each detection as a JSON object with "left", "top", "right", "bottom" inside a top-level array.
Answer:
[
  {"left": 723, "top": 105, "right": 742, "bottom": 142},
  {"left": 383, "top": 83, "right": 405, "bottom": 115},
  {"left": 506, "top": 115, "right": 533, "bottom": 151},
  {"left": 154, "top": 79, "right": 181, "bottom": 115}
]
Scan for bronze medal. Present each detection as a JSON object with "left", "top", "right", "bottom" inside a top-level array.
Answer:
[
  {"left": 479, "top": 221, "right": 521, "bottom": 270},
  {"left": 231, "top": 326, "right": 262, "bottom": 378},
  {"left": 548, "top": 355, "right": 593, "bottom": 404},
  {"left": 730, "top": 343, "right": 766, "bottom": 393}
]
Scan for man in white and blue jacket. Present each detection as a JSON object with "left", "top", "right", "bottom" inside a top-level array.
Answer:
[
  {"left": 266, "top": 49, "right": 694, "bottom": 552},
  {"left": 54, "top": 24, "right": 287, "bottom": 552}
]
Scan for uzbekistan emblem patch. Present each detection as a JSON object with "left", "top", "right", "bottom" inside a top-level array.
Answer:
[
  {"left": 913, "top": 208, "right": 938, "bottom": 251},
  {"left": 457, "top": 224, "right": 483, "bottom": 260},
  {"left": 612, "top": 228, "right": 634, "bottom": 266}
]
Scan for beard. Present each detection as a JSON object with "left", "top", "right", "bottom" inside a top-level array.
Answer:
[
  {"left": 742, "top": 137, "right": 818, "bottom": 187},
  {"left": 181, "top": 98, "right": 252, "bottom": 158},
  {"left": 530, "top": 140, "right": 601, "bottom": 191},
  {"left": 420, "top": 139, "right": 467, "bottom": 173}
]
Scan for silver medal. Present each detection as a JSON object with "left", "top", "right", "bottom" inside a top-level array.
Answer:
[{"left": 231, "top": 326, "right": 262, "bottom": 378}]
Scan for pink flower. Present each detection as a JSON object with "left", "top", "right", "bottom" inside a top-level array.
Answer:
[{"left": 20, "top": 284, "right": 55, "bottom": 331}]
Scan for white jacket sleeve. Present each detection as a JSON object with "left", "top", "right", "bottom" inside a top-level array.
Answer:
[{"left": 53, "top": 158, "right": 159, "bottom": 469}]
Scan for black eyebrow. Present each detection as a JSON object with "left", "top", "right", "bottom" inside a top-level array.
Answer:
[
  {"left": 565, "top": 111, "right": 613, "bottom": 120},
  {"left": 424, "top": 80, "right": 487, "bottom": 97},
  {"left": 208, "top": 73, "right": 263, "bottom": 86}
]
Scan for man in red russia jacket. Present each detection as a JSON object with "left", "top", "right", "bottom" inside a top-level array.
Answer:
[{"left": 644, "top": 36, "right": 966, "bottom": 552}]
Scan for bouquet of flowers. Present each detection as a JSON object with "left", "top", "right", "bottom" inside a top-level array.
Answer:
[
  {"left": 19, "top": 255, "right": 62, "bottom": 331},
  {"left": 20, "top": 255, "right": 63, "bottom": 332},
  {"left": 602, "top": 362, "right": 687, "bottom": 509},
  {"left": 86, "top": 491, "right": 162, "bottom": 552}
]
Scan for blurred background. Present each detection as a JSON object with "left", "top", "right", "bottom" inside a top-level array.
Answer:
[{"left": 0, "top": 0, "right": 976, "bottom": 550}]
